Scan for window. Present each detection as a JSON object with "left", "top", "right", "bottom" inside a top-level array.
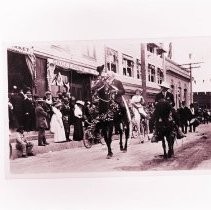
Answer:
[
  {"left": 136, "top": 59, "right": 141, "bottom": 79},
  {"left": 157, "top": 68, "right": 164, "bottom": 84},
  {"left": 83, "top": 43, "right": 96, "bottom": 59},
  {"left": 147, "top": 45, "right": 154, "bottom": 53},
  {"left": 122, "top": 55, "right": 134, "bottom": 77},
  {"left": 148, "top": 64, "right": 155, "bottom": 82},
  {"left": 106, "top": 47, "right": 118, "bottom": 73}
]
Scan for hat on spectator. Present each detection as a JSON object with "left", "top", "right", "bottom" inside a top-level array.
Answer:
[
  {"left": 36, "top": 98, "right": 44, "bottom": 102},
  {"left": 54, "top": 102, "right": 63, "bottom": 108},
  {"left": 26, "top": 90, "right": 32, "bottom": 95},
  {"left": 45, "top": 91, "right": 51, "bottom": 96},
  {"left": 160, "top": 81, "right": 170, "bottom": 89},
  {"left": 76, "top": 100, "right": 85, "bottom": 106}
]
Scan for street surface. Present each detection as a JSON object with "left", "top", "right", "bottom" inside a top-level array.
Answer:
[{"left": 10, "top": 124, "right": 211, "bottom": 174}]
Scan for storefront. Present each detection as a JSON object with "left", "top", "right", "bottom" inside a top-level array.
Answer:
[
  {"left": 7, "top": 46, "right": 98, "bottom": 101},
  {"left": 44, "top": 58, "right": 97, "bottom": 100},
  {"left": 7, "top": 46, "right": 36, "bottom": 93}
]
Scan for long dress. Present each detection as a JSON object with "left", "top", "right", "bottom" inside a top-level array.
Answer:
[
  {"left": 50, "top": 106, "right": 66, "bottom": 143},
  {"left": 73, "top": 104, "right": 84, "bottom": 141}
]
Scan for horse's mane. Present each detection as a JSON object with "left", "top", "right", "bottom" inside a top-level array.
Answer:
[{"left": 154, "top": 100, "right": 172, "bottom": 120}]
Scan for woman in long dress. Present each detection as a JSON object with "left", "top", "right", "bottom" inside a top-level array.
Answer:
[
  {"left": 73, "top": 100, "right": 85, "bottom": 141},
  {"left": 131, "top": 89, "right": 147, "bottom": 143},
  {"left": 50, "top": 102, "right": 66, "bottom": 143}
]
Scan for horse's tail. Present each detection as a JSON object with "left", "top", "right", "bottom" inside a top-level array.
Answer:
[{"left": 122, "top": 96, "right": 132, "bottom": 122}]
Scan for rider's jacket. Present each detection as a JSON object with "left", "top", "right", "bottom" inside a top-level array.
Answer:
[
  {"left": 155, "top": 91, "right": 175, "bottom": 108},
  {"left": 110, "top": 79, "right": 125, "bottom": 106}
]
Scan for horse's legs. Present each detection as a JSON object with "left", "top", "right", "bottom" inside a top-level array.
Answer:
[
  {"left": 123, "top": 122, "right": 130, "bottom": 152},
  {"left": 102, "top": 124, "right": 113, "bottom": 158},
  {"left": 107, "top": 122, "right": 114, "bottom": 157},
  {"left": 162, "top": 138, "right": 167, "bottom": 158},
  {"left": 167, "top": 132, "right": 175, "bottom": 158},
  {"left": 139, "top": 119, "right": 145, "bottom": 143}
]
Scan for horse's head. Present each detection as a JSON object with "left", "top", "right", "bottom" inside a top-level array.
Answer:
[{"left": 154, "top": 100, "right": 172, "bottom": 122}]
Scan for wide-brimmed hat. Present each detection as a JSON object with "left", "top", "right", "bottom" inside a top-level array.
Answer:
[
  {"left": 54, "top": 102, "right": 63, "bottom": 108},
  {"left": 160, "top": 81, "right": 170, "bottom": 89},
  {"left": 26, "top": 90, "right": 32, "bottom": 95},
  {"left": 135, "top": 88, "right": 142, "bottom": 94},
  {"left": 36, "top": 98, "right": 44, "bottom": 102},
  {"left": 76, "top": 100, "right": 85, "bottom": 106},
  {"left": 45, "top": 91, "right": 51, "bottom": 96}
]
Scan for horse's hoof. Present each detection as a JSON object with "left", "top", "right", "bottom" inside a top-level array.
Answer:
[
  {"left": 140, "top": 140, "right": 144, "bottom": 144},
  {"left": 123, "top": 149, "right": 127, "bottom": 153},
  {"left": 120, "top": 147, "right": 124, "bottom": 151},
  {"left": 106, "top": 155, "right": 112, "bottom": 159},
  {"left": 106, "top": 152, "right": 113, "bottom": 159},
  {"left": 164, "top": 154, "right": 168, "bottom": 159}
]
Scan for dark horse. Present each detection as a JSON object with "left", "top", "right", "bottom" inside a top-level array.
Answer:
[
  {"left": 152, "top": 99, "right": 176, "bottom": 158},
  {"left": 91, "top": 77, "right": 130, "bottom": 159}
]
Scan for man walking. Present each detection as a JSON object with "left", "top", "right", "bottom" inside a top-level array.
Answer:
[{"left": 35, "top": 98, "right": 49, "bottom": 146}]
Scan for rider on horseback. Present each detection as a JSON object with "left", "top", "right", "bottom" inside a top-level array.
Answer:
[
  {"left": 131, "top": 89, "right": 148, "bottom": 118},
  {"left": 105, "top": 71, "right": 127, "bottom": 120},
  {"left": 151, "top": 81, "right": 186, "bottom": 143}
]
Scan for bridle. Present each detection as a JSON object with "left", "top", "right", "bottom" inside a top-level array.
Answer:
[{"left": 93, "top": 79, "right": 114, "bottom": 103}]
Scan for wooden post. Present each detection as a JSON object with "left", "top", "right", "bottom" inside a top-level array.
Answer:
[{"left": 141, "top": 44, "right": 147, "bottom": 102}]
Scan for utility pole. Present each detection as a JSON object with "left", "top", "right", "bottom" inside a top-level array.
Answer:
[
  {"left": 141, "top": 43, "right": 147, "bottom": 101},
  {"left": 179, "top": 62, "right": 203, "bottom": 104}
]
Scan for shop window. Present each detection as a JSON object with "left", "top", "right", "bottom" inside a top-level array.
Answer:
[
  {"left": 83, "top": 43, "right": 96, "bottom": 59},
  {"left": 136, "top": 59, "right": 141, "bottom": 79},
  {"left": 157, "top": 68, "right": 164, "bottom": 84},
  {"left": 106, "top": 47, "right": 118, "bottom": 73},
  {"left": 147, "top": 45, "right": 154, "bottom": 53},
  {"left": 123, "top": 55, "right": 134, "bottom": 77},
  {"left": 148, "top": 64, "right": 155, "bottom": 82}
]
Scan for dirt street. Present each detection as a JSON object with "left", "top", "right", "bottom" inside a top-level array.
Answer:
[{"left": 10, "top": 124, "right": 211, "bottom": 174}]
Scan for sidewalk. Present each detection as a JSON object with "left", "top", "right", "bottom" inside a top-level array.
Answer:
[
  {"left": 9, "top": 128, "right": 120, "bottom": 160},
  {"left": 9, "top": 128, "right": 85, "bottom": 159}
]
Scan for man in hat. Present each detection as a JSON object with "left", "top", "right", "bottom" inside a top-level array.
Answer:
[
  {"left": 105, "top": 71, "right": 127, "bottom": 118},
  {"left": 15, "top": 126, "right": 34, "bottom": 158},
  {"left": 35, "top": 98, "right": 49, "bottom": 146},
  {"left": 23, "top": 90, "right": 36, "bottom": 131},
  {"left": 152, "top": 81, "right": 185, "bottom": 142}
]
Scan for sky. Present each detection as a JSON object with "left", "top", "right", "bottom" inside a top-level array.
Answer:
[{"left": 167, "top": 37, "right": 211, "bottom": 91}]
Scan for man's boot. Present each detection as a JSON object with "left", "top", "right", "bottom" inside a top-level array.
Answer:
[{"left": 176, "top": 127, "right": 186, "bottom": 139}]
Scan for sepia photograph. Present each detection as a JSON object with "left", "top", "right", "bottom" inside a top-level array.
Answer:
[
  {"left": 1, "top": 1, "right": 211, "bottom": 210},
  {"left": 7, "top": 38, "right": 211, "bottom": 175}
]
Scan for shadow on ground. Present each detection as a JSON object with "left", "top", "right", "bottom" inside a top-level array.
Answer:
[{"left": 116, "top": 132, "right": 211, "bottom": 171}]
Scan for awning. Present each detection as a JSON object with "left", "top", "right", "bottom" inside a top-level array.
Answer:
[
  {"left": 53, "top": 59, "right": 98, "bottom": 75},
  {"left": 7, "top": 46, "right": 34, "bottom": 55},
  {"left": 147, "top": 43, "right": 159, "bottom": 48},
  {"left": 157, "top": 48, "right": 167, "bottom": 53}
]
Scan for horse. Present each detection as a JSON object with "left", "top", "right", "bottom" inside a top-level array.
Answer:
[
  {"left": 91, "top": 77, "right": 130, "bottom": 158},
  {"left": 131, "top": 104, "right": 150, "bottom": 143},
  {"left": 151, "top": 99, "right": 176, "bottom": 159}
]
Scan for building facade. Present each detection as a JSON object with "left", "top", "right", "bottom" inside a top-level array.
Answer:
[
  {"left": 7, "top": 41, "right": 191, "bottom": 107},
  {"left": 165, "top": 57, "right": 191, "bottom": 108}
]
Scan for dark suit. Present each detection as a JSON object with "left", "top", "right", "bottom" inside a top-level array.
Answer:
[
  {"left": 10, "top": 93, "right": 25, "bottom": 128},
  {"left": 154, "top": 90, "right": 179, "bottom": 125},
  {"left": 155, "top": 91, "right": 175, "bottom": 107},
  {"left": 111, "top": 79, "right": 125, "bottom": 107},
  {"left": 178, "top": 106, "right": 191, "bottom": 134},
  {"left": 35, "top": 104, "right": 48, "bottom": 145},
  {"left": 23, "top": 98, "right": 35, "bottom": 131}
]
